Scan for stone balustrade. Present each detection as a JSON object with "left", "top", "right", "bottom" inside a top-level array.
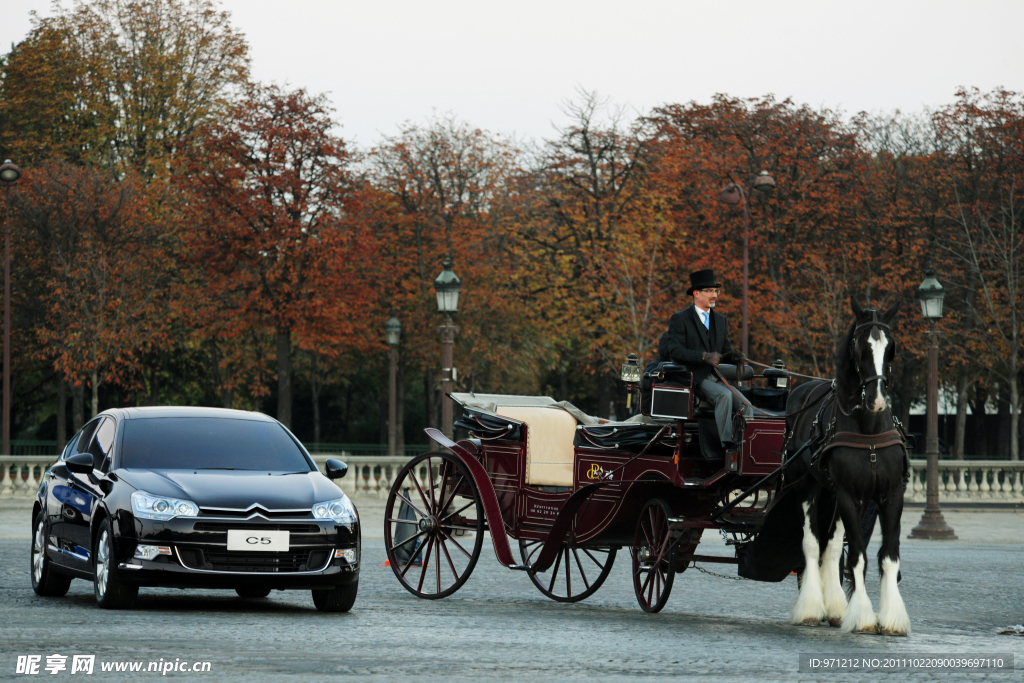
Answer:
[
  {"left": 907, "top": 459, "right": 1024, "bottom": 504},
  {"left": 3, "top": 455, "right": 1022, "bottom": 504},
  {"left": 311, "top": 455, "right": 420, "bottom": 499},
  {"left": 0, "top": 456, "right": 55, "bottom": 499},
  {"left": 0, "top": 454, "right": 425, "bottom": 501}
]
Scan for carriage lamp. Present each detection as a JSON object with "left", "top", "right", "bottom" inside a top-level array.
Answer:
[
  {"left": 384, "top": 312, "right": 402, "bottom": 347},
  {"left": 621, "top": 354, "right": 642, "bottom": 383},
  {"left": 917, "top": 269, "right": 944, "bottom": 320},
  {"left": 621, "top": 354, "right": 642, "bottom": 412},
  {"left": 771, "top": 359, "right": 788, "bottom": 389},
  {"left": 434, "top": 258, "right": 462, "bottom": 314}
]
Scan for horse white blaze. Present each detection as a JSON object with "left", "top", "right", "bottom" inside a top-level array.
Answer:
[
  {"left": 819, "top": 519, "right": 847, "bottom": 625},
  {"left": 790, "top": 502, "right": 826, "bottom": 625},
  {"left": 841, "top": 554, "right": 877, "bottom": 633},
  {"left": 877, "top": 557, "right": 911, "bottom": 635},
  {"left": 868, "top": 333, "right": 888, "bottom": 411}
]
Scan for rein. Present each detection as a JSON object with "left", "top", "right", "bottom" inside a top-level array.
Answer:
[
  {"left": 745, "top": 358, "right": 828, "bottom": 382},
  {"left": 711, "top": 366, "right": 782, "bottom": 418}
]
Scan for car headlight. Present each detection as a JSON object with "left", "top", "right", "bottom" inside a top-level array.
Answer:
[
  {"left": 131, "top": 491, "right": 199, "bottom": 521},
  {"left": 312, "top": 494, "right": 357, "bottom": 524}
]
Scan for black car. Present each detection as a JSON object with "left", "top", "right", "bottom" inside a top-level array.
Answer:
[{"left": 30, "top": 407, "right": 359, "bottom": 611}]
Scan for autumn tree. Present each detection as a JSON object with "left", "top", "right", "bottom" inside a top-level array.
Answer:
[
  {"left": 370, "top": 115, "right": 527, "bottom": 429},
  {"left": 0, "top": 0, "right": 249, "bottom": 175},
  {"left": 502, "top": 92, "right": 666, "bottom": 415},
  {"left": 181, "top": 83, "right": 372, "bottom": 428},
  {"left": 934, "top": 88, "right": 1024, "bottom": 460},
  {"left": 15, "top": 161, "right": 173, "bottom": 419}
]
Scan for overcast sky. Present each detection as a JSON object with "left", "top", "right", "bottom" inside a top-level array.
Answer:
[{"left": 2, "top": 0, "right": 1021, "bottom": 148}]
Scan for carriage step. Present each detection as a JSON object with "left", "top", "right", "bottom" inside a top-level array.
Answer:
[
  {"left": 508, "top": 564, "right": 532, "bottom": 572},
  {"left": 681, "top": 470, "right": 728, "bottom": 488}
]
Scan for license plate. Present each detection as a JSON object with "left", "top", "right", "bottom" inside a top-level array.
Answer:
[{"left": 227, "top": 529, "right": 289, "bottom": 552}]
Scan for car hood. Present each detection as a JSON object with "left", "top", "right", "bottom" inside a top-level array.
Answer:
[{"left": 114, "top": 469, "right": 343, "bottom": 509}]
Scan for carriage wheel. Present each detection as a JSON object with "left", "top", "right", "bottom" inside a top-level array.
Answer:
[
  {"left": 384, "top": 451, "right": 484, "bottom": 599},
  {"left": 518, "top": 538, "right": 616, "bottom": 603},
  {"left": 632, "top": 499, "right": 676, "bottom": 613}
]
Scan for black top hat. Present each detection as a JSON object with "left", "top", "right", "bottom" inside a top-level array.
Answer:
[{"left": 686, "top": 269, "right": 722, "bottom": 295}]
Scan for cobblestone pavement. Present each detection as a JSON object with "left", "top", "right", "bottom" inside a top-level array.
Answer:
[{"left": 1, "top": 505, "right": 1021, "bottom": 682}]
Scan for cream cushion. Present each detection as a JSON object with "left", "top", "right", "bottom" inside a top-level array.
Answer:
[{"left": 496, "top": 406, "right": 577, "bottom": 487}]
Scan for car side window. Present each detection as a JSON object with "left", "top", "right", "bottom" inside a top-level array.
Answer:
[
  {"left": 89, "top": 418, "right": 116, "bottom": 472},
  {"left": 60, "top": 432, "right": 81, "bottom": 461},
  {"left": 75, "top": 419, "right": 102, "bottom": 456}
]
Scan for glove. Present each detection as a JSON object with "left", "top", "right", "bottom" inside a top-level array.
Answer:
[{"left": 702, "top": 352, "right": 722, "bottom": 366}]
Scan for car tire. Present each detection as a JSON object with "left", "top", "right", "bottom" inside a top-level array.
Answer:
[
  {"left": 31, "top": 510, "right": 72, "bottom": 597},
  {"left": 311, "top": 581, "right": 357, "bottom": 613},
  {"left": 93, "top": 519, "right": 138, "bottom": 609},
  {"left": 236, "top": 587, "right": 272, "bottom": 599}
]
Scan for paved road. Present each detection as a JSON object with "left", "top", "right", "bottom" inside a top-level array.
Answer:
[{"left": 1, "top": 504, "right": 1022, "bottom": 683}]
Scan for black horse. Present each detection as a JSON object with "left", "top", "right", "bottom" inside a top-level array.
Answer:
[{"left": 767, "top": 299, "right": 910, "bottom": 635}]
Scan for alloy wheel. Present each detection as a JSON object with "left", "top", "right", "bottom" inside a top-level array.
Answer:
[
  {"left": 95, "top": 530, "right": 110, "bottom": 598},
  {"left": 32, "top": 520, "right": 46, "bottom": 584}
]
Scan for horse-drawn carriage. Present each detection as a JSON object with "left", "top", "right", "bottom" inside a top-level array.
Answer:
[
  {"left": 383, "top": 359, "right": 795, "bottom": 612},
  {"left": 384, "top": 302, "right": 911, "bottom": 636}
]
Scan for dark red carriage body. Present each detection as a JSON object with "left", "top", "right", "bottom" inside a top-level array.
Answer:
[{"left": 384, "top": 362, "right": 791, "bottom": 610}]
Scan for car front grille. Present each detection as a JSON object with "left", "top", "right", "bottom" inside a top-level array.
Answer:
[
  {"left": 177, "top": 547, "right": 330, "bottom": 573},
  {"left": 191, "top": 522, "right": 321, "bottom": 533},
  {"left": 197, "top": 508, "right": 311, "bottom": 519}
]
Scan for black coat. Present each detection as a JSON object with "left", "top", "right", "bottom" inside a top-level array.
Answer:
[{"left": 659, "top": 305, "right": 740, "bottom": 386}]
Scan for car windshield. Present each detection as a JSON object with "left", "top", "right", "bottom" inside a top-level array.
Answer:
[{"left": 120, "top": 417, "right": 312, "bottom": 471}]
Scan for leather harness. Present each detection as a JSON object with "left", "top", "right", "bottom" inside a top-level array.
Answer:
[{"left": 803, "top": 312, "right": 909, "bottom": 495}]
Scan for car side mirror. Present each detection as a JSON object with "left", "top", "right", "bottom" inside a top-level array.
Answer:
[
  {"left": 324, "top": 459, "right": 348, "bottom": 480},
  {"left": 66, "top": 453, "right": 94, "bottom": 474}
]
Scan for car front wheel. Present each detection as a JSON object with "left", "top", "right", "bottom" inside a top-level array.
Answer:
[
  {"left": 93, "top": 519, "right": 138, "bottom": 609},
  {"left": 31, "top": 511, "right": 72, "bottom": 597},
  {"left": 311, "top": 581, "right": 357, "bottom": 612}
]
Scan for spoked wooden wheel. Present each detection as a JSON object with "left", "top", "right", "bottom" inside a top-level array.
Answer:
[
  {"left": 384, "top": 451, "right": 484, "bottom": 599},
  {"left": 518, "top": 538, "right": 616, "bottom": 603},
  {"left": 632, "top": 499, "right": 676, "bottom": 613}
]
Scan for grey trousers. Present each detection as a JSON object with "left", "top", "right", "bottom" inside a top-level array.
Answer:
[{"left": 699, "top": 376, "right": 752, "bottom": 445}]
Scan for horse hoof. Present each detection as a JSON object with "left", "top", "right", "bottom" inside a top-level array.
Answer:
[
  {"left": 878, "top": 627, "right": 908, "bottom": 637},
  {"left": 857, "top": 625, "right": 878, "bottom": 634},
  {"left": 801, "top": 618, "right": 822, "bottom": 627},
  {"left": 828, "top": 618, "right": 842, "bottom": 627}
]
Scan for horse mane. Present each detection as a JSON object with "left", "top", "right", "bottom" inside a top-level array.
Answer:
[{"left": 834, "top": 317, "right": 860, "bottom": 408}]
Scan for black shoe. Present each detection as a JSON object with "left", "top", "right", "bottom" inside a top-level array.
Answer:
[{"left": 723, "top": 440, "right": 739, "bottom": 452}]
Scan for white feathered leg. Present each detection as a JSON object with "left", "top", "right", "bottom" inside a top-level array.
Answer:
[
  {"left": 819, "top": 519, "right": 847, "bottom": 627},
  {"left": 841, "top": 554, "right": 877, "bottom": 633},
  {"left": 877, "top": 557, "right": 911, "bottom": 635},
  {"left": 790, "top": 501, "right": 826, "bottom": 626}
]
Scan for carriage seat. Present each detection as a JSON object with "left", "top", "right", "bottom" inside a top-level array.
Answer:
[{"left": 496, "top": 406, "right": 576, "bottom": 487}]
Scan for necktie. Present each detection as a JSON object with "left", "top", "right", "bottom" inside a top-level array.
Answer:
[{"left": 702, "top": 311, "right": 709, "bottom": 329}]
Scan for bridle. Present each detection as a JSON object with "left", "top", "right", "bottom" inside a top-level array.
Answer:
[{"left": 843, "top": 310, "right": 893, "bottom": 413}]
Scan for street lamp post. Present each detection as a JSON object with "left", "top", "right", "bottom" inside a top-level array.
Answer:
[
  {"left": 0, "top": 160, "right": 22, "bottom": 457},
  {"left": 433, "top": 259, "right": 461, "bottom": 440},
  {"left": 717, "top": 170, "right": 776, "bottom": 360},
  {"left": 909, "top": 269, "right": 957, "bottom": 540},
  {"left": 385, "top": 312, "right": 401, "bottom": 456}
]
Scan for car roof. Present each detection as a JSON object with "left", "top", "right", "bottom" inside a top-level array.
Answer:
[{"left": 111, "top": 406, "right": 279, "bottom": 422}]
